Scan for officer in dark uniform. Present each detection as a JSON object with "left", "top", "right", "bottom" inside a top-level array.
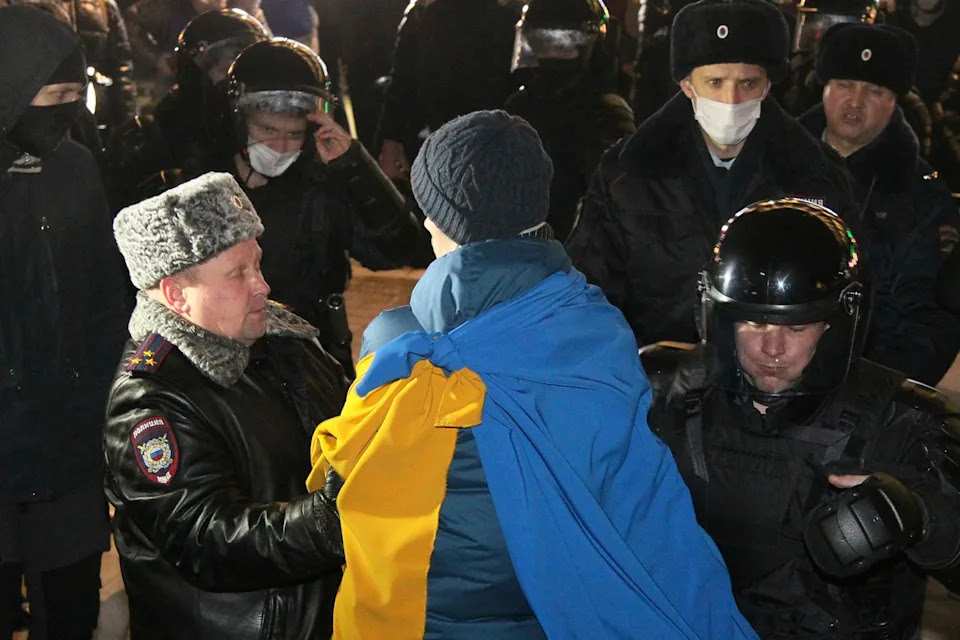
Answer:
[
  {"left": 220, "top": 38, "right": 422, "bottom": 377},
  {"left": 103, "top": 8, "right": 268, "bottom": 208},
  {"left": 106, "top": 173, "right": 347, "bottom": 640},
  {"left": 771, "top": 0, "right": 936, "bottom": 159},
  {"left": 642, "top": 198, "right": 960, "bottom": 638},
  {"left": 799, "top": 22, "right": 960, "bottom": 386},
  {"left": 155, "top": 8, "right": 268, "bottom": 173},
  {"left": 772, "top": 0, "right": 878, "bottom": 117},
  {"left": 504, "top": 0, "right": 635, "bottom": 241},
  {"left": 567, "top": 0, "right": 858, "bottom": 348}
]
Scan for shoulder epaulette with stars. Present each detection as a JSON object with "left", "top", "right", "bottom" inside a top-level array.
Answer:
[{"left": 126, "top": 333, "right": 174, "bottom": 374}]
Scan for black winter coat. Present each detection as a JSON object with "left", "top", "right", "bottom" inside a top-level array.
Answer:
[
  {"left": 505, "top": 86, "right": 636, "bottom": 242},
  {"left": 800, "top": 105, "right": 960, "bottom": 385},
  {"left": 566, "top": 93, "right": 858, "bottom": 346},
  {"left": 229, "top": 143, "right": 422, "bottom": 375},
  {"left": 379, "top": 0, "right": 520, "bottom": 152},
  {"left": 104, "top": 299, "right": 348, "bottom": 639},
  {"left": 0, "top": 7, "right": 129, "bottom": 503}
]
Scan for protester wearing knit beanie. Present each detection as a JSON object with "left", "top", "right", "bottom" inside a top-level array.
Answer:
[{"left": 411, "top": 110, "right": 555, "bottom": 246}]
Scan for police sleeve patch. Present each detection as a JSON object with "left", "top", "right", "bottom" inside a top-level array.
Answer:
[{"left": 130, "top": 416, "right": 180, "bottom": 485}]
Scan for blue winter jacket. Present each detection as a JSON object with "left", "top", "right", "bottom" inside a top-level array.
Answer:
[{"left": 360, "top": 238, "right": 758, "bottom": 639}]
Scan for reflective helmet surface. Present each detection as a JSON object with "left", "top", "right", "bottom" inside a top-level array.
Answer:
[
  {"left": 511, "top": 0, "right": 609, "bottom": 73},
  {"left": 699, "top": 199, "right": 867, "bottom": 399},
  {"left": 793, "top": 0, "right": 878, "bottom": 53},
  {"left": 176, "top": 9, "right": 268, "bottom": 88},
  {"left": 227, "top": 37, "right": 335, "bottom": 116}
]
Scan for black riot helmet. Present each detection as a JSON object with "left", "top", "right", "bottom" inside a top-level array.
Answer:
[
  {"left": 227, "top": 37, "right": 336, "bottom": 117},
  {"left": 698, "top": 199, "right": 869, "bottom": 401},
  {"left": 511, "top": 0, "right": 609, "bottom": 78},
  {"left": 175, "top": 9, "right": 268, "bottom": 93},
  {"left": 793, "top": 0, "right": 878, "bottom": 53}
]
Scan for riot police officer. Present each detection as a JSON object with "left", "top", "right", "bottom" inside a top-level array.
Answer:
[
  {"left": 157, "top": 8, "right": 268, "bottom": 174},
  {"left": 103, "top": 8, "right": 267, "bottom": 208},
  {"left": 222, "top": 38, "right": 422, "bottom": 376},
  {"left": 504, "top": 0, "right": 635, "bottom": 240},
  {"left": 642, "top": 198, "right": 960, "bottom": 638}
]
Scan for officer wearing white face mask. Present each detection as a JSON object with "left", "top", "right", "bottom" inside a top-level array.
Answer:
[
  {"left": 566, "top": 0, "right": 859, "bottom": 348},
  {"left": 210, "top": 37, "right": 423, "bottom": 377}
]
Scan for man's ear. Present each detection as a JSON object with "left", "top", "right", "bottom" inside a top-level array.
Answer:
[
  {"left": 158, "top": 276, "right": 189, "bottom": 315},
  {"left": 679, "top": 76, "right": 695, "bottom": 100}
]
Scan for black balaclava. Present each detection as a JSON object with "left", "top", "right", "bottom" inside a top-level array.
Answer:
[{"left": 8, "top": 44, "right": 86, "bottom": 158}]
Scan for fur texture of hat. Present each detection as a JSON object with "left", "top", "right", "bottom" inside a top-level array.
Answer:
[
  {"left": 114, "top": 172, "right": 264, "bottom": 290},
  {"left": 670, "top": 0, "right": 790, "bottom": 83},
  {"left": 815, "top": 23, "right": 918, "bottom": 95}
]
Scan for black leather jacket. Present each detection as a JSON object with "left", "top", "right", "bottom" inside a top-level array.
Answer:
[{"left": 104, "top": 297, "right": 348, "bottom": 639}]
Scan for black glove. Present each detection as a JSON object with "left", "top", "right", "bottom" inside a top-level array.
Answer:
[
  {"left": 321, "top": 468, "right": 345, "bottom": 503},
  {"left": 804, "top": 472, "right": 925, "bottom": 578}
]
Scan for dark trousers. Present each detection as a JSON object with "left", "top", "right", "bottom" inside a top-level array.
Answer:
[{"left": 0, "top": 553, "right": 101, "bottom": 640}]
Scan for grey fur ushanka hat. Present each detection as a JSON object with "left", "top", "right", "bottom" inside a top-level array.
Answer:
[{"left": 114, "top": 172, "right": 264, "bottom": 290}]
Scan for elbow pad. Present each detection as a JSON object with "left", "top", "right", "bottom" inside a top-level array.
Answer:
[{"left": 804, "top": 472, "right": 924, "bottom": 578}]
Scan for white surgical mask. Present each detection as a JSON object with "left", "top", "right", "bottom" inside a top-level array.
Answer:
[
  {"left": 690, "top": 87, "right": 764, "bottom": 147},
  {"left": 247, "top": 137, "right": 301, "bottom": 177}
]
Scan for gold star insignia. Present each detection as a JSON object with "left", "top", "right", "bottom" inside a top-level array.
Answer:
[
  {"left": 143, "top": 350, "right": 155, "bottom": 357},
  {"left": 130, "top": 357, "right": 142, "bottom": 365},
  {"left": 145, "top": 358, "right": 157, "bottom": 366}
]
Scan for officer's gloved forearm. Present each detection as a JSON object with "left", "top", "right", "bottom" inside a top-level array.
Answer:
[
  {"left": 324, "top": 140, "right": 412, "bottom": 231},
  {"left": 804, "top": 472, "right": 925, "bottom": 578},
  {"left": 322, "top": 468, "right": 345, "bottom": 503},
  {"left": 904, "top": 489, "right": 960, "bottom": 574}
]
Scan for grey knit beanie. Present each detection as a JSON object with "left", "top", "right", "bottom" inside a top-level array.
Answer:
[
  {"left": 411, "top": 110, "right": 554, "bottom": 245},
  {"left": 114, "top": 172, "right": 264, "bottom": 290}
]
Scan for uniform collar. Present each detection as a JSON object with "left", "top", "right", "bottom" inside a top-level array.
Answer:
[{"left": 128, "top": 292, "right": 318, "bottom": 387}]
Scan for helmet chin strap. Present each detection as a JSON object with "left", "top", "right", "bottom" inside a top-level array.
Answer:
[{"left": 739, "top": 367, "right": 797, "bottom": 409}]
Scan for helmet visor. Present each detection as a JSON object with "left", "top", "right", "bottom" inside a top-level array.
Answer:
[
  {"left": 701, "top": 281, "right": 864, "bottom": 398},
  {"left": 793, "top": 13, "right": 860, "bottom": 52},
  {"left": 511, "top": 28, "right": 597, "bottom": 72},
  {"left": 194, "top": 34, "right": 263, "bottom": 75},
  {"left": 236, "top": 88, "right": 335, "bottom": 115}
]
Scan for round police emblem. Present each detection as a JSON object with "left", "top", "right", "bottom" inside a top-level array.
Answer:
[
  {"left": 717, "top": 24, "right": 729, "bottom": 39},
  {"left": 130, "top": 416, "right": 180, "bottom": 485},
  {"left": 861, "top": 48, "right": 872, "bottom": 62}
]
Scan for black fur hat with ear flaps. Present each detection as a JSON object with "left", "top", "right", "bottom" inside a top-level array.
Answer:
[
  {"left": 670, "top": 0, "right": 791, "bottom": 84},
  {"left": 815, "top": 23, "right": 918, "bottom": 96}
]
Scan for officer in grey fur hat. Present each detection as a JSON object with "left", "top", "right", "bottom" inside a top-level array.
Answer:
[
  {"left": 104, "top": 172, "right": 348, "bottom": 640},
  {"left": 566, "top": 0, "right": 858, "bottom": 349}
]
